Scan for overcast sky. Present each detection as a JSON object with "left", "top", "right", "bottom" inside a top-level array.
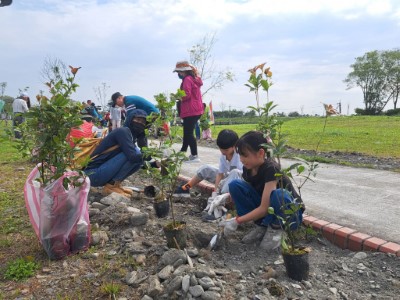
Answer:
[{"left": 1, "top": 0, "right": 399, "bottom": 115}]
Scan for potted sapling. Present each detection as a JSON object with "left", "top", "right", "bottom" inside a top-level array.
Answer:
[{"left": 142, "top": 91, "right": 188, "bottom": 249}]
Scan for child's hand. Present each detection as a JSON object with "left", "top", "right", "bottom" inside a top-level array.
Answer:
[
  {"left": 207, "top": 193, "right": 229, "bottom": 215},
  {"left": 220, "top": 217, "right": 238, "bottom": 236}
]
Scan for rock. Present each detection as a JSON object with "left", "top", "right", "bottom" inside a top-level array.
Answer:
[
  {"left": 187, "top": 248, "right": 199, "bottom": 257},
  {"left": 89, "top": 208, "right": 101, "bottom": 216},
  {"left": 165, "top": 275, "right": 183, "bottom": 294},
  {"left": 195, "top": 265, "right": 216, "bottom": 278},
  {"left": 201, "top": 290, "right": 221, "bottom": 299},
  {"left": 135, "top": 254, "right": 146, "bottom": 265},
  {"left": 141, "top": 296, "right": 153, "bottom": 300},
  {"left": 173, "top": 258, "right": 185, "bottom": 268},
  {"left": 182, "top": 274, "right": 191, "bottom": 292},
  {"left": 158, "top": 249, "right": 187, "bottom": 268},
  {"left": 125, "top": 271, "right": 148, "bottom": 287},
  {"left": 189, "top": 285, "right": 205, "bottom": 297},
  {"left": 90, "top": 231, "right": 109, "bottom": 246},
  {"left": 353, "top": 252, "right": 368, "bottom": 260},
  {"left": 190, "top": 274, "right": 198, "bottom": 286},
  {"left": 100, "top": 193, "right": 129, "bottom": 206},
  {"left": 127, "top": 206, "right": 141, "bottom": 213},
  {"left": 173, "top": 264, "right": 191, "bottom": 276},
  {"left": 130, "top": 212, "right": 149, "bottom": 226},
  {"left": 158, "top": 265, "right": 174, "bottom": 280},
  {"left": 199, "top": 276, "right": 215, "bottom": 290},
  {"left": 91, "top": 202, "right": 108, "bottom": 210},
  {"left": 329, "top": 287, "right": 338, "bottom": 295},
  {"left": 262, "top": 267, "right": 277, "bottom": 279},
  {"left": 148, "top": 275, "right": 163, "bottom": 297}
]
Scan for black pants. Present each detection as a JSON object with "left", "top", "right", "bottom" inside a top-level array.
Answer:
[
  {"left": 13, "top": 114, "right": 24, "bottom": 139},
  {"left": 180, "top": 115, "right": 201, "bottom": 156}
]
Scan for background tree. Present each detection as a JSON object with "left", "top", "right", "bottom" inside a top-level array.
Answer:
[
  {"left": 189, "top": 32, "right": 235, "bottom": 99},
  {"left": 382, "top": 49, "right": 400, "bottom": 109},
  {"left": 344, "top": 50, "right": 399, "bottom": 115},
  {"left": 93, "top": 82, "right": 110, "bottom": 110},
  {"left": 40, "top": 56, "right": 69, "bottom": 90}
]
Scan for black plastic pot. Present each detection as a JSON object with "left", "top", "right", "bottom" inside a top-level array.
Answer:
[
  {"left": 282, "top": 251, "right": 310, "bottom": 281},
  {"left": 153, "top": 200, "right": 170, "bottom": 218},
  {"left": 163, "top": 221, "right": 187, "bottom": 249}
]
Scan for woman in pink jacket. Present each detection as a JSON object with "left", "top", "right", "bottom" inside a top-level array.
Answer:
[{"left": 174, "top": 61, "right": 204, "bottom": 162}]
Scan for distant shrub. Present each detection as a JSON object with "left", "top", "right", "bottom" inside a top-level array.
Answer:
[
  {"left": 385, "top": 108, "right": 400, "bottom": 116},
  {"left": 354, "top": 108, "right": 380, "bottom": 115}
]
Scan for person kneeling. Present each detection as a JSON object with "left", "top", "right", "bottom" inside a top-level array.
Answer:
[
  {"left": 220, "top": 131, "right": 304, "bottom": 250},
  {"left": 84, "top": 109, "right": 149, "bottom": 197}
]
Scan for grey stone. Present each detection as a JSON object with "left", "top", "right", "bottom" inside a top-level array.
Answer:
[
  {"left": 88, "top": 208, "right": 100, "bottom": 216},
  {"left": 199, "top": 276, "right": 215, "bottom": 290},
  {"left": 127, "top": 206, "right": 141, "bottom": 213},
  {"left": 100, "top": 193, "right": 129, "bottom": 206},
  {"left": 353, "top": 252, "right": 368, "bottom": 260},
  {"left": 173, "top": 264, "right": 191, "bottom": 276},
  {"left": 158, "top": 249, "right": 187, "bottom": 268},
  {"left": 158, "top": 265, "right": 174, "bottom": 280},
  {"left": 166, "top": 275, "right": 183, "bottom": 295},
  {"left": 195, "top": 265, "right": 216, "bottom": 278},
  {"left": 182, "top": 274, "right": 191, "bottom": 292},
  {"left": 173, "top": 258, "right": 185, "bottom": 268},
  {"left": 130, "top": 212, "right": 149, "bottom": 226},
  {"left": 201, "top": 290, "right": 221, "bottom": 300},
  {"left": 190, "top": 274, "right": 198, "bottom": 286},
  {"left": 148, "top": 275, "right": 163, "bottom": 297},
  {"left": 141, "top": 296, "right": 153, "bottom": 300},
  {"left": 91, "top": 202, "right": 108, "bottom": 210},
  {"left": 90, "top": 231, "right": 109, "bottom": 246},
  {"left": 189, "top": 285, "right": 204, "bottom": 297},
  {"left": 125, "top": 271, "right": 148, "bottom": 287},
  {"left": 186, "top": 248, "right": 199, "bottom": 257}
]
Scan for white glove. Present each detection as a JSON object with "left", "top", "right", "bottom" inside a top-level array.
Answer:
[
  {"left": 219, "top": 218, "right": 239, "bottom": 236},
  {"left": 204, "top": 192, "right": 218, "bottom": 212},
  {"left": 207, "top": 193, "right": 229, "bottom": 215}
]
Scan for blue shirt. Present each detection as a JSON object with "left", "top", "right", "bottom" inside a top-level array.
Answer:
[{"left": 124, "top": 95, "right": 160, "bottom": 115}]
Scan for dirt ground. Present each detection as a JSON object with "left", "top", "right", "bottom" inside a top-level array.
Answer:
[
  {"left": 2, "top": 140, "right": 400, "bottom": 299},
  {"left": 2, "top": 169, "right": 399, "bottom": 300}
]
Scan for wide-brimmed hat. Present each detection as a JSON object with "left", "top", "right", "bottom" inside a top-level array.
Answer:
[
  {"left": 20, "top": 92, "right": 29, "bottom": 97},
  {"left": 173, "top": 61, "right": 193, "bottom": 72}
]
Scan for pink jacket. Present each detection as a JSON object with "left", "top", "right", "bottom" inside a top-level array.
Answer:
[{"left": 179, "top": 75, "right": 204, "bottom": 118}]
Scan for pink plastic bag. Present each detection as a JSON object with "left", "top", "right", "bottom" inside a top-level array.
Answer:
[{"left": 24, "top": 165, "right": 91, "bottom": 260}]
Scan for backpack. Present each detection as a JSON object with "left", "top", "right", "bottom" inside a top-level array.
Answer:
[{"left": 71, "top": 133, "right": 119, "bottom": 169}]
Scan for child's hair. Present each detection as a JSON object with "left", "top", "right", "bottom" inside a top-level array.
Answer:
[
  {"left": 216, "top": 129, "right": 239, "bottom": 149},
  {"left": 236, "top": 131, "right": 269, "bottom": 155}
]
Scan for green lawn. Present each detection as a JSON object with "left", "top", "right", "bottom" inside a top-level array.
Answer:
[{"left": 209, "top": 116, "right": 400, "bottom": 158}]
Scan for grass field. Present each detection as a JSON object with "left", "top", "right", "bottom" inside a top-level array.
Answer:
[{"left": 209, "top": 115, "right": 400, "bottom": 158}]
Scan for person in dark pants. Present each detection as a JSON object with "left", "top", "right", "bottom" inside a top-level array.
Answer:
[
  {"left": 84, "top": 109, "right": 149, "bottom": 197},
  {"left": 12, "top": 92, "right": 29, "bottom": 139},
  {"left": 173, "top": 60, "right": 204, "bottom": 162}
]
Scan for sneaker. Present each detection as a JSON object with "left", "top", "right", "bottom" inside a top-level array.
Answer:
[
  {"left": 241, "top": 225, "right": 268, "bottom": 244},
  {"left": 184, "top": 155, "right": 200, "bottom": 163},
  {"left": 102, "top": 182, "right": 131, "bottom": 198},
  {"left": 259, "top": 229, "right": 282, "bottom": 251},
  {"left": 173, "top": 183, "right": 191, "bottom": 197}
]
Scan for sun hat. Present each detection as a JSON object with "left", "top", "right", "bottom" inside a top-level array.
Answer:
[
  {"left": 173, "top": 61, "right": 193, "bottom": 72},
  {"left": 111, "top": 92, "right": 123, "bottom": 103},
  {"left": 20, "top": 92, "right": 29, "bottom": 97},
  {"left": 80, "top": 114, "right": 93, "bottom": 120}
]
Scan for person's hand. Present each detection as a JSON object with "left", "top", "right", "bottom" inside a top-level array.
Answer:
[
  {"left": 207, "top": 193, "right": 229, "bottom": 215},
  {"left": 204, "top": 192, "right": 218, "bottom": 212},
  {"left": 219, "top": 218, "right": 239, "bottom": 236}
]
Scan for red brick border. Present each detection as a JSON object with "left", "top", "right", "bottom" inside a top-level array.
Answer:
[{"left": 178, "top": 175, "right": 400, "bottom": 256}]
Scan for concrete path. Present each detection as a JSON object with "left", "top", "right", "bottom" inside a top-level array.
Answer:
[{"left": 176, "top": 144, "right": 400, "bottom": 244}]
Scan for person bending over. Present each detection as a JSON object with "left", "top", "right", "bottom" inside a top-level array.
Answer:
[
  {"left": 84, "top": 109, "right": 149, "bottom": 197},
  {"left": 220, "top": 131, "right": 304, "bottom": 250}
]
